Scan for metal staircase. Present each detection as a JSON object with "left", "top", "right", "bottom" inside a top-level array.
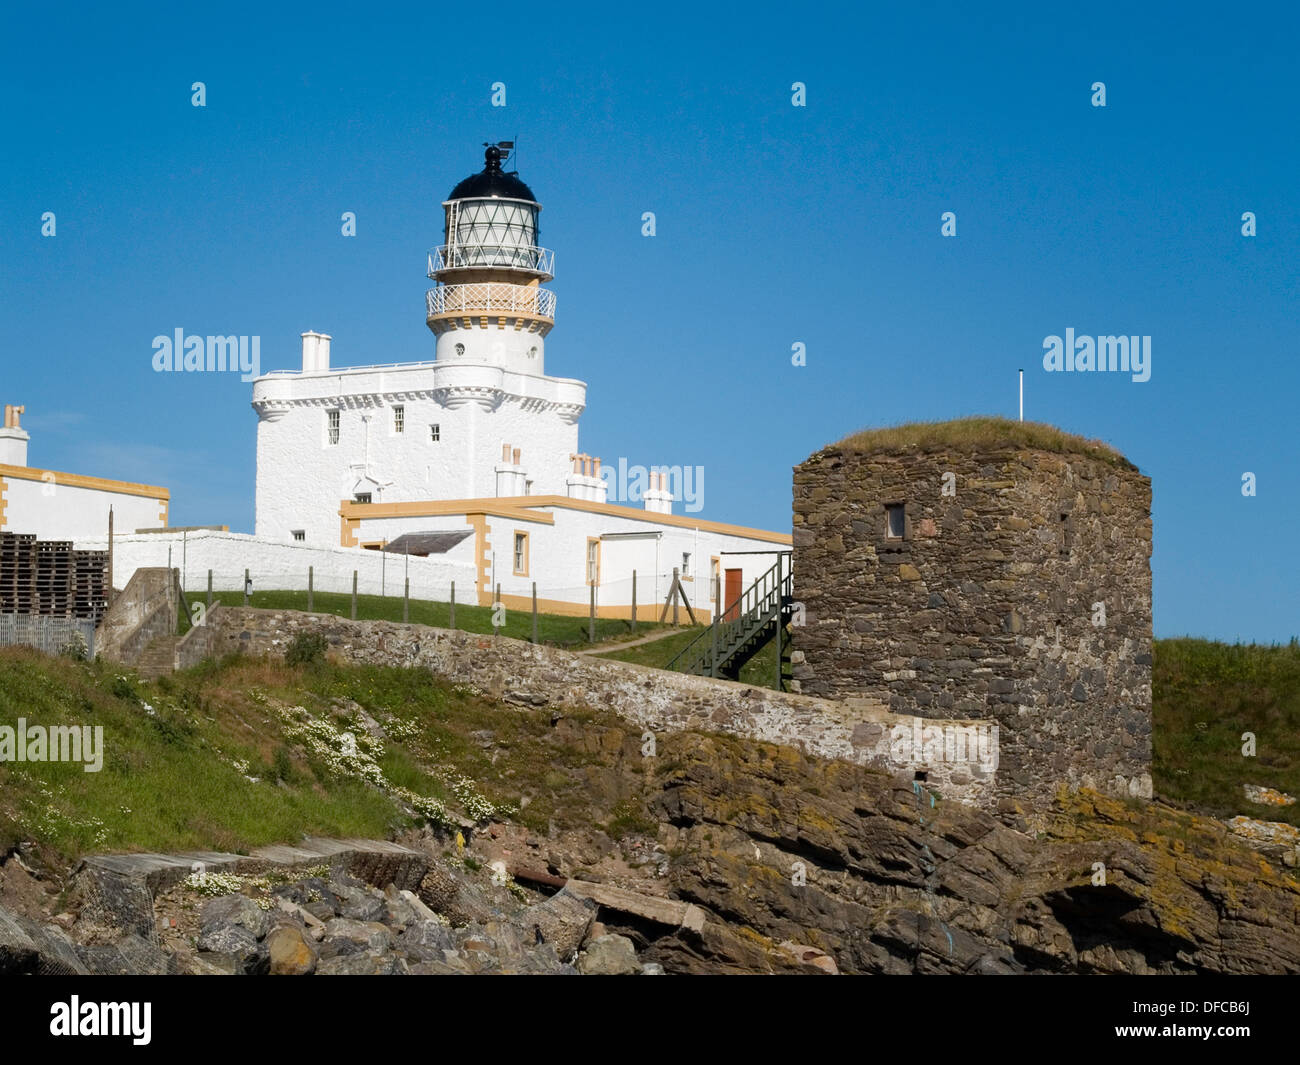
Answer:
[{"left": 667, "top": 555, "right": 793, "bottom": 685}]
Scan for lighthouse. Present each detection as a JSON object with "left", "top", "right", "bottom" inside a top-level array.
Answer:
[{"left": 426, "top": 143, "right": 557, "bottom": 375}]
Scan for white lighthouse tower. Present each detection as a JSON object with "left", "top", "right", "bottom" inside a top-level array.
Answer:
[{"left": 427, "top": 143, "right": 556, "bottom": 375}]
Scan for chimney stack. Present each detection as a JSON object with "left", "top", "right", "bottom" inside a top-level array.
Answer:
[
  {"left": 0, "top": 404, "right": 29, "bottom": 467},
  {"left": 301, "top": 331, "right": 332, "bottom": 373}
]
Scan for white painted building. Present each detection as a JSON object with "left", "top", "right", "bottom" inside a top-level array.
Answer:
[
  {"left": 0, "top": 404, "right": 169, "bottom": 541},
  {"left": 244, "top": 144, "right": 789, "bottom": 617}
]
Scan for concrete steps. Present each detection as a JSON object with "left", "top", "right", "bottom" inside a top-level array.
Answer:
[{"left": 135, "top": 635, "right": 178, "bottom": 679}]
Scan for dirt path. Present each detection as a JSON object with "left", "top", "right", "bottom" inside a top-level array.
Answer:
[{"left": 581, "top": 627, "right": 694, "bottom": 656}]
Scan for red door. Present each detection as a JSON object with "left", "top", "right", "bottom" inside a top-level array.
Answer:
[{"left": 724, "top": 568, "right": 743, "bottom": 621}]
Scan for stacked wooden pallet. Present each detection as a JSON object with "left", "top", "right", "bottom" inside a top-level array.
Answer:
[
  {"left": 0, "top": 532, "right": 108, "bottom": 621},
  {"left": 0, "top": 532, "right": 36, "bottom": 615},
  {"left": 73, "top": 550, "right": 108, "bottom": 622}
]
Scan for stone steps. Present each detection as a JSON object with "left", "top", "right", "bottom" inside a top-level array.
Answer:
[{"left": 135, "top": 635, "right": 178, "bottom": 679}]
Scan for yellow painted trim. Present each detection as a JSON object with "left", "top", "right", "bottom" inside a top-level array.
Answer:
[
  {"left": 512, "top": 529, "right": 529, "bottom": 577},
  {"left": 339, "top": 498, "right": 554, "bottom": 526},
  {"left": 338, "top": 494, "right": 787, "bottom": 544},
  {"left": 0, "top": 476, "right": 7, "bottom": 530},
  {"left": 496, "top": 591, "right": 713, "bottom": 623},
  {"left": 710, "top": 555, "right": 720, "bottom": 600},
  {"left": 340, "top": 513, "right": 360, "bottom": 547},
  {"left": 585, "top": 536, "right": 601, "bottom": 586},
  {"left": 158, "top": 499, "right": 169, "bottom": 526},
  {"left": 0, "top": 463, "right": 169, "bottom": 501},
  {"left": 465, "top": 514, "right": 492, "bottom": 606}
]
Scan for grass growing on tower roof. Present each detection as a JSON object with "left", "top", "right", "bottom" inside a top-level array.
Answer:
[{"left": 832, "top": 417, "right": 1135, "bottom": 470}]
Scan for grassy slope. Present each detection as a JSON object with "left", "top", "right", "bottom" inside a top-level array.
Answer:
[
  {"left": 594, "top": 627, "right": 786, "bottom": 689},
  {"left": 1153, "top": 638, "right": 1300, "bottom": 824},
  {"left": 5, "top": 633, "right": 1297, "bottom": 869},
  {"left": 0, "top": 647, "right": 614, "bottom": 866},
  {"left": 193, "top": 588, "right": 655, "bottom": 649}
]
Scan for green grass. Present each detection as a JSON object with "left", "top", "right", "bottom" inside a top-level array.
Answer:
[
  {"left": 593, "top": 625, "right": 789, "bottom": 690},
  {"left": 1153, "top": 637, "right": 1300, "bottom": 825},
  {"left": 0, "top": 646, "right": 624, "bottom": 867},
  {"left": 191, "top": 588, "right": 656, "bottom": 650},
  {"left": 832, "top": 416, "right": 1135, "bottom": 470}
]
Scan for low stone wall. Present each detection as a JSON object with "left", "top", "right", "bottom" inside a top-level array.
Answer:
[{"left": 195, "top": 607, "right": 1002, "bottom": 808}]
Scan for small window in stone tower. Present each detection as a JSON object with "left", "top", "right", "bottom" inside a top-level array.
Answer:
[
  {"left": 393, "top": 405, "right": 404, "bottom": 433},
  {"left": 1060, "top": 513, "right": 1073, "bottom": 555},
  {"left": 327, "top": 409, "right": 340, "bottom": 445},
  {"left": 885, "top": 504, "right": 905, "bottom": 539},
  {"left": 429, "top": 423, "right": 441, "bottom": 442}
]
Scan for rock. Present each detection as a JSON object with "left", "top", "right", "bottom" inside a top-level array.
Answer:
[
  {"left": 519, "top": 888, "right": 596, "bottom": 960},
  {"left": 640, "top": 962, "right": 666, "bottom": 975},
  {"left": 200, "top": 894, "right": 268, "bottom": 940},
  {"left": 777, "top": 940, "right": 839, "bottom": 974},
  {"left": 0, "top": 907, "right": 37, "bottom": 974},
  {"left": 186, "top": 952, "right": 243, "bottom": 975},
  {"left": 577, "top": 933, "right": 640, "bottom": 975},
  {"left": 197, "top": 924, "right": 260, "bottom": 965},
  {"left": 395, "top": 920, "right": 455, "bottom": 962},
  {"left": 272, "top": 877, "right": 340, "bottom": 916},
  {"left": 316, "top": 952, "right": 407, "bottom": 975},
  {"left": 340, "top": 890, "right": 386, "bottom": 923},
  {"left": 319, "top": 918, "right": 392, "bottom": 958},
  {"left": 14, "top": 916, "right": 88, "bottom": 976},
  {"left": 66, "top": 866, "right": 157, "bottom": 942},
  {"left": 383, "top": 884, "right": 419, "bottom": 928},
  {"left": 266, "top": 925, "right": 317, "bottom": 975},
  {"left": 417, "top": 861, "right": 504, "bottom": 926}
]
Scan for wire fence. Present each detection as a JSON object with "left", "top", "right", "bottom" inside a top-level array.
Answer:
[{"left": 0, "top": 613, "right": 96, "bottom": 658}]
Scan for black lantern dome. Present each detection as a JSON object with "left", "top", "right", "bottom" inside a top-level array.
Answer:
[{"left": 449, "top": 145, "right": 537, "bottom": 201}]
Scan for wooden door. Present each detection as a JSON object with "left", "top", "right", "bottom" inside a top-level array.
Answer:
[{"left": 724, "top": 568, "right": 743, "bottom": 621}]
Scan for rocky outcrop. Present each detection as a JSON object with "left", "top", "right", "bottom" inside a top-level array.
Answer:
[{"left": 649, "top": 735, "right": 1300, "bottom": 974}]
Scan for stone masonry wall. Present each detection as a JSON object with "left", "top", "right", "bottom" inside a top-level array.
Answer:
[
  {"left": 186, "top": 606, "right": 1001, "bottom": 808},
  {"left": 791, "top": 444, "right": 1153, "bottom": 800}
]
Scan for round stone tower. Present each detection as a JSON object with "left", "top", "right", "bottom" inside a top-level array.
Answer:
[
  {"left": 790, "top": 418, "right": 1153, "bottom": 803},
  {"left": 426, "top": 144, "right": 556, "bottom": 376}
]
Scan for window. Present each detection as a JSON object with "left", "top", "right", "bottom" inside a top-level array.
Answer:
[
  {"left": 393, "top": 405, "right": 404, "bottom": 433},
  {"left": 885, "top": 504, "right": 905, "bottom": 539},
  {"left": 525, "top": 479, "right": 533, "bottom": 495},
  {"left": 586, "top": 538, "right": 600, "bottom": 585},
  {"left": 292, "top": 529, "right": 305, "bottom": 542},
  {"left": 430, "top": 423, "right": 441, "bottom": 442},
  {"left": 327, "top": 409, "right": 340, "bottom": 445},
  {"left": 354, "top": 492, "right": 372, "bottom": 504},
  {"left": 1059, "top": 513, "right": 1073, "bottom": 555},
  {"left": 710, "top": 557, "right": 720, "bottom": 600},
  {"left": 454, "top": 343, "right": 465, "bottom": 357},
  {"left": 513, "top": 531, "right": 529, "bottom": 576},
  {"left": 681, "top": 552, "right": 692, "bottom": 579}
]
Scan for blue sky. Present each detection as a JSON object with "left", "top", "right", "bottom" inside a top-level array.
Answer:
[{"left": 1, "top": 2, "right": 1295, "bottom": 641}]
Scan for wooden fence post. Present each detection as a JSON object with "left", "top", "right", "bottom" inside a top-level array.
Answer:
[
  {"left": 531, "top": 582, "right": 538, "bottom": 644},
  {"left": 351, "top": 571, "right": 358, "bottom": 620},
  {"left": 307, "top": 566, "right": 314, "bottom": 612}
]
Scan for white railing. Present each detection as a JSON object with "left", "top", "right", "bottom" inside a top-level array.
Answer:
[
  {"left": 426, "top": 283, "right": 556, "bottom": 319},
  {"left": 428, "top": 243, "right": 554, "bottom": 277}
]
